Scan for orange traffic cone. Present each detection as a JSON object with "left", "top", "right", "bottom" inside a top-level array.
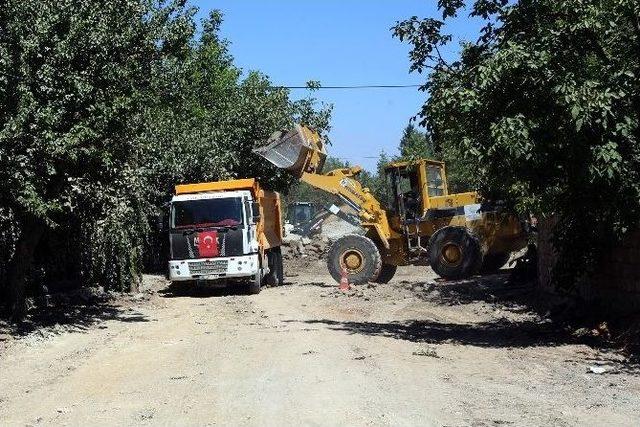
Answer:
[{"left": 339, "top": 267, "right": 351, "bottom": 291}]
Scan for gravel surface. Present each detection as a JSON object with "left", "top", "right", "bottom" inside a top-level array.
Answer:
[{"left": 0, "top": 262, "right": 639, "bottom": 426}]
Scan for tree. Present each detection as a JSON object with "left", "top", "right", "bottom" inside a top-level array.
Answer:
[
  {"left": 0, "top": 2, "right": 332, "bottom": 319},
  {"left": 369, "top": 151, "right": 392, "bottom": 206},
  {"left": 394, "top": 0, "right": 640, "bottom": 289},
  {"left": 0, "top": 0, "right": 194, "bottom": 318},
  {"left": 398, "top": 123, "right": 435, "bottom": 160}
]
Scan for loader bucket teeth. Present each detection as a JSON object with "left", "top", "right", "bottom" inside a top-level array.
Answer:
[{"left": 253, "top": 124, "right": 326, "bottom": 177}]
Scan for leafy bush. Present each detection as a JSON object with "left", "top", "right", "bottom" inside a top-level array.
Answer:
[
  {"left": 394, "top": 0, "right": 640, "bottom": 289},
  {"left": 0, "top": 1, "right": 331, "bottom": 318}
]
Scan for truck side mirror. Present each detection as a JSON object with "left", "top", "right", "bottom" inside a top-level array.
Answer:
[{"left": 251, "top": 201, "right": 261, "bottom": 223}]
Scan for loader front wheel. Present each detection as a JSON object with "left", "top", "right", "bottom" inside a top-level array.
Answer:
[
  {"left": 428, "top": 227, "right": 482, "bottom": 280},
  {"left": 327, "top": 234, "right": 382, "bottom": 285},
  {"left": 375, "top": 264, "right": 397, "bottom": 284}
]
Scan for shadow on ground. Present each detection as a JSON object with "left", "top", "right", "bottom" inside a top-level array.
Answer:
[
  {"left": 159, "top": 279, "right": 332, "bottom": 298},
  {"left": 284, "top": 317, "right": 578, "bottom": 349},
  {"left": 0, "top": 291, "right": 149, "bottom": 340},
  {"left": 408, "top": 270, "right": 537, "bottom": 309},
  {"left": 160, "top": 281, "right": 244, "bottom": 298}
]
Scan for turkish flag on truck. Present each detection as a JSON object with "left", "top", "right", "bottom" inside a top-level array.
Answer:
[{"left": 197, "top": 230, "right": 219, "bottom": 258}]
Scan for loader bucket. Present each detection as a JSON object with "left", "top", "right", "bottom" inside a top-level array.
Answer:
[{"left": 253, "top": 124, "right": 327, "bottom": 177}]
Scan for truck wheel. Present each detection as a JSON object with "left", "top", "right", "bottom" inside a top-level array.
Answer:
[
  {"left": 274, "top": 247, "right": 284, "bottom": 285},
  {"left": 375, "top": 264, "right": 397, "bottom": 284},
  {"left": 264, "top": 250, "right": 277, "bottom": 287},
  {"left": 248, "top": 270, "right": 262, "bottom": 294},
  {"left": 427, "top": 226, "right": 482, "bottom": 280},
  {"left": 264, "top": 248, "right": 284, "bottom": 286},
  {"left": 480, "top": 252, "right": 510, "bottom": 274},
  {"left": 327, "top": 234, "right": 382, "bottom": 285}
]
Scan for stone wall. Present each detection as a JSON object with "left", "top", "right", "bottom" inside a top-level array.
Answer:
[{"left": 537, "top": 218, "right": 640, "bottom": 313}]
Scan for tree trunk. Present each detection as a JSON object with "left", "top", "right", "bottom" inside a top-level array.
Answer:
[{"left": 7, "top": 215, "right": 45, "bottom": 321}]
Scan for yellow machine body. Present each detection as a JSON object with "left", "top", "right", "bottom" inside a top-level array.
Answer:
[{"left": 254, "top": 126, "right": 526, "bottom": 268}]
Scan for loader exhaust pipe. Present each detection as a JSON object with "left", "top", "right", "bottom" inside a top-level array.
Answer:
[{"left": 253, "top": 124, "right": 327, "bottom": 177}]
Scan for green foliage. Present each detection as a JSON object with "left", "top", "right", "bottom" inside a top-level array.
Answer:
[
  {"left": 0, "top": 1, "right": 331, "bottom": 315},
  {"left": 398, "top": 123, "right": 435, "bottom": 160},
  {"left": 394, "top": 0, "right": 640, "bottom": 289},
  {"left": 369, "top": 151, "right": 393, "bottom": 207}
]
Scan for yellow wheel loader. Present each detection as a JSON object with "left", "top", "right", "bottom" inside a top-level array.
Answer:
[{"left": 254, "top": 125, "right": 526, "bottom": 284}]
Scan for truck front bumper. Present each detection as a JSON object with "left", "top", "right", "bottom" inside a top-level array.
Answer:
[{"left": 168, "top": 254, "right": 260, "bottom": 282}]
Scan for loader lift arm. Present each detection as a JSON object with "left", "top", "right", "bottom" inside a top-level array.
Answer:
[
  {"left": 300, "top": 167, "right": 391, "bottom": 248},
  {"left": 253, "top": 125, "right": 392, "bottom": 248}
]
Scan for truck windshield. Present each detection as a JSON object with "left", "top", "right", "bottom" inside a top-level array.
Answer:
[{"left": 171, "top": 198, "right": 243, "bottom": 229}]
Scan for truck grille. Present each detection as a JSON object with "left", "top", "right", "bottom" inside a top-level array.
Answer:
[{"left": 188, "top": 260, "right": 228, "bottom": 275}]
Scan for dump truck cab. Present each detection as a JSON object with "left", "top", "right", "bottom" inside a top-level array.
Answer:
[{"left": 167, "top": 179, "right": 283, "bottom": 293}]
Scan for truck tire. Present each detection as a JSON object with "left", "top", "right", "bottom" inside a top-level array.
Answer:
[
  {"left": 375, "top": 264, "right": 397, "bottom": 284},
  {"left": 274, "top": 247, "right": 284, "bottom": 285},
  {"left": 480, "top": 252, "right": 510, "bottom": 274},
  {"left": 264, "top": 247, "right": 284, "bottom": 286},
  {"left": 427, "top": 226, "right": 482, "bottom": 280},
  {"left": 248, "top": 270, "right": 262, "bottom": 294},
  {"left": 327, "top": 234, "right": 382, "bottom": 285},
  {"left": 264, "top": 250, "right": 277, "bottom": 287}
]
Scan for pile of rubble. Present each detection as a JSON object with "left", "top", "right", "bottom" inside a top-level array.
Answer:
[
  {"left": 281, "top": 233, "right": 330, "bottom": 261},
  {"left": 281, "top": 208, "right": 363, "bottom": 261}
]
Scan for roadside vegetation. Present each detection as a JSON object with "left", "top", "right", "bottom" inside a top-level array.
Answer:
[
  {"left": 393, "top": 0, "right": 640, "bottom": 290},
  {"left": 0, "top": 0, "right": 330, "bottom": 319}
]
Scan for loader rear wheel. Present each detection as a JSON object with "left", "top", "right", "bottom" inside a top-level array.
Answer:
[
  {"left": 428, "top": 226, "right": 482, "bottom": 280},
  {"left": 480, "top": 252, "right": 510, "bottom": 274},
  {"left": 375, "top": 264, "right": 397, "bottom": 284},
  {"left": 327, "top": 234, "right": 382, "bottom": 285}
]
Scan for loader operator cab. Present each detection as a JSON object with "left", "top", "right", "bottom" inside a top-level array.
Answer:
[{"left": 386, "top": 160, "right": 448, "bottom": 222}]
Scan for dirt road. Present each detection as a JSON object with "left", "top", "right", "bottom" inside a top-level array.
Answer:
[{"left": 1, "top": 261, "right": 639, "bottom": 426}]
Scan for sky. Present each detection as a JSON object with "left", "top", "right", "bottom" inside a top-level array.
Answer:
[{"left": 192, "top": 1, "right": 482, "bottom": 171}]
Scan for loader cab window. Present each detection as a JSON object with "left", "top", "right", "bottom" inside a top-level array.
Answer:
[
  {"left": 387, "top": 165, "right": 421, "bottom": 220},
  {"left": 288, "top": 204, "right": 314, "bottom": 225},
  {"left": 426, "top": 165, "right": 446, "bottom": 197}
]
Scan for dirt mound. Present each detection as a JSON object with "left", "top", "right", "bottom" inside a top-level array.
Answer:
[{"left": 282, "top": 234, "right": 330, "bottom": 261}]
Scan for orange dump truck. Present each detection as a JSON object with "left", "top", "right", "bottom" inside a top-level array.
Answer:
[{"left": 167, "top": 178, "right": 283, "bottom": 294}]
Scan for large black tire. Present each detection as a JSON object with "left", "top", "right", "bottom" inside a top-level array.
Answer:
[
  {"left": 480, "top": 252, "right": 510, "bottom": 274},
  {"left": 263, "top": 248, "right": 285, "bottom": 287},
  {"left": 272, "top": 247, "right": 284, "bottom": 285},
  {"left": 327, "top": 234, "right": 382, "bottom": 285},
  {"left": 427, "top": 226, "right": 483, "bottom": 280},
  {"left": 375, "top": 264, "right": 397, "bottom": 284},
  {"left": 248, "top": 270, "right": 262, "bottom": 294}
]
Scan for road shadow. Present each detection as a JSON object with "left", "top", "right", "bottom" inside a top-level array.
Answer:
[
  {"left": 414, "top": 271, "right": 540, "bottom": 311},
  {"left": 414, "top": 272, "right": 640, "bottom": 362},
  {"left": 284, "top": 317, "right": 579, "bottom": 349},
  {"left": 0, "top": 290, "right": 150, "bottom": 339},
  {"left": 159, "top": 280, "right": 251, "bottom": 298}
]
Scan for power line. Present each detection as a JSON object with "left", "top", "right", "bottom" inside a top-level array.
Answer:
[{"left": 269, "top": 84, "right": 422, "bottom": 90}]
